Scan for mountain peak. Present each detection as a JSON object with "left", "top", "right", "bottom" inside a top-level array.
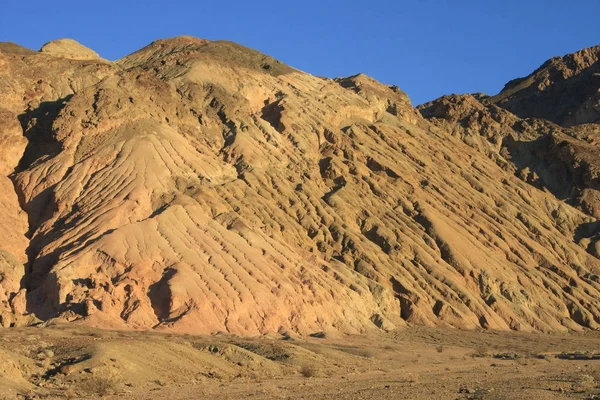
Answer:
[
  {"left": 151, "top": 35, "right": 210, "bottom": 47},
  {"left": 39, "top": 38, "right": 102, "bottom": 61},
  {"left": 116, "top": 36, "right": 210, "bottom": 69},
  {"left": 489, "top": 43, "right": 600, "bottom": 125},
  {"left": 117, "top": 37, "right": 295, "bottom": 78}
]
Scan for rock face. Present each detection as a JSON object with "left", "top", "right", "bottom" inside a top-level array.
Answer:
[
  {"left": 1, "top": 37, "right": 600, "bottom": 334},
  {"left": 0, "top": 40, "right": 118, "bottom": 327}
]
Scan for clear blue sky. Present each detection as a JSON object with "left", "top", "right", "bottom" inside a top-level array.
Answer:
[{"left": 1, "top": 0, "right": 599, "bottom": 105}]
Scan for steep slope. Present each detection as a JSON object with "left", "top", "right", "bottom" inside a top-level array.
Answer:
[
  {"left": 419, "top": 94, "right": 600, "bottom": 218},
  {"left": 1, "top": 37, "right": 600, "bottom": 335},
  {"left": 419, "top": 44, "right": 600, "bottom": 292},
  {"left": 0, "top": 41, "right": 118, "bottom": 326}
]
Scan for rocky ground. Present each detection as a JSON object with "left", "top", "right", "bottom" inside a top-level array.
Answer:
[{"left": 1, "top": 325, "right": 599, "bottom": 399}]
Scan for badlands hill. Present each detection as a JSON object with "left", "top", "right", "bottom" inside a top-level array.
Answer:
[{"left": 0, "top": 38, "right": 599, "bottom": 335}]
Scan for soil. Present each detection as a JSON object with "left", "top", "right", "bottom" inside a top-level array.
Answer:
[{"left": 1, "top": 325, "right": 599, "bottom": 399}]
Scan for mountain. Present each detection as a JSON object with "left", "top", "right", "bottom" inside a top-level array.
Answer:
[
  {"left": 0, "top": 37, "right": 599, "bottom": 335},
  {"left": 489, "top": 44, "right": 600, "bottom": 126}
]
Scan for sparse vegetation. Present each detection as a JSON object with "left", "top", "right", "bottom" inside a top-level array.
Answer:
[
  {"left": 78, "top": 375, "right": 120, "bottom": 396},
  {"left": 558, "top": 351, "right": 600, "bottom": 360},
  {"left": 336, "top": 346, "right": 376, "bottom": 358},
  {"left": 492, "top": 352, "right": 519, "bottom": 360},
  {"left": 300, "top": 364, "right": 317, "bottom": 378},
  {"left": 536, "top": 353, "right": 554, "bottom": 362},
  {"left": 234, "top": 342, "right": 291, "bottom": 361},
  {"left": 1, "top": 325, "right": 600, "bottom": 398},
  {"left": 573, "top": 374, "right": 596, "bottom": 392},
  {"left": 470, "top": 346, "right": 489, "bottom": 358}
]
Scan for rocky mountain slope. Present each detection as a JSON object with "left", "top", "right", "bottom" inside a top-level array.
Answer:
[
  {"left": 489, "top": 44, "right": 600, "bottom": 126},
  {"left": 0, "top": 38, "right": 599, "bottom": 335}
]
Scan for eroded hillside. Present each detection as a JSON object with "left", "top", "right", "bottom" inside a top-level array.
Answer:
[{"left": 1, "top": 37, "right": 599, "bottom": 335}]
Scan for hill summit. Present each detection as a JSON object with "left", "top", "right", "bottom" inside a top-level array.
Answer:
[{"left": 39, "top": 38, "right": 103, "bottom": 61}]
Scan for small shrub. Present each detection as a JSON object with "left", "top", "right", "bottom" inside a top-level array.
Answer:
[
  {"left": 492, "top": 352, "right": 519, "bottom": 360},
  {"left": 235, "top": 342, "right": 291, "bottom": 361},
  {"left": 337, "top": 347, "right": 376, "bottom": 358},
  {"left": 79, "top": 376, "right": 119, "bottom": 396},
  {"left": 300, "top": 364, "right": 317, "bottom": 378},
  {"left": 64, "top": 386, "right": 77, "bottom": 399},
  {"left": 470, "top": 346, "right": 489, "bottom": 358},
  {"left": 436, "top": 345, "right": 444, "bottom": 353},
  {"left": 573, "top": 374, "right": 595, "bottom": 392},
  {"left": 356, "top": 349, "right": 376, "bottom": 358}
]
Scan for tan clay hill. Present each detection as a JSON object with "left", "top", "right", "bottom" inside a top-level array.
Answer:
[{"left": 0, "top": 37, "right": 599, "bottom": 336}]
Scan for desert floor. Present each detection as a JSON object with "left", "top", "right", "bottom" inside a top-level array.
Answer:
[{"left": 1, "top": 324, "right": 599, "bottom": 399}]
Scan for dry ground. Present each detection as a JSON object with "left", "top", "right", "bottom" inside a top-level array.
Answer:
[{"left": 1, "top": 325, "right": 599, "bottom": 399}]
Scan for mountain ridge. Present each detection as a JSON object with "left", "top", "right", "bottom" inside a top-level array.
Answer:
[{"left": 0, "top": 37, "right": 599, "bottom": 335}]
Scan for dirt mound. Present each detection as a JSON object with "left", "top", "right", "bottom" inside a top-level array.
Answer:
[{"left": 0, "top": 37, "right": 599, "bottom": 335}]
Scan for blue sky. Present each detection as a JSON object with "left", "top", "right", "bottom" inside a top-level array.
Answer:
[{"left": 1, "top": 0, "right": 598, "bottom": 105}]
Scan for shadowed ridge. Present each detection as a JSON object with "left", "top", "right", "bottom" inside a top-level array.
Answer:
[
  {"left": 0, "top": 42, "right": 36, "bottom": 56},
  {"left": 488, "top": 44, "right": 600, "bottom": 126},
  {"left": 116, "top": 35, "right": 211, "bottom": 69},
  {"left": 117, "top": 36, "right": 295, "bottom": 77},
  {"left": 419, "top": 44, "right": 600, "bottom": 219}
]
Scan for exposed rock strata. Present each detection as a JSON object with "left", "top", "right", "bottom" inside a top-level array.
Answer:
[{"left": 0, "top": 37, "right": 599, "bottom": 334}]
